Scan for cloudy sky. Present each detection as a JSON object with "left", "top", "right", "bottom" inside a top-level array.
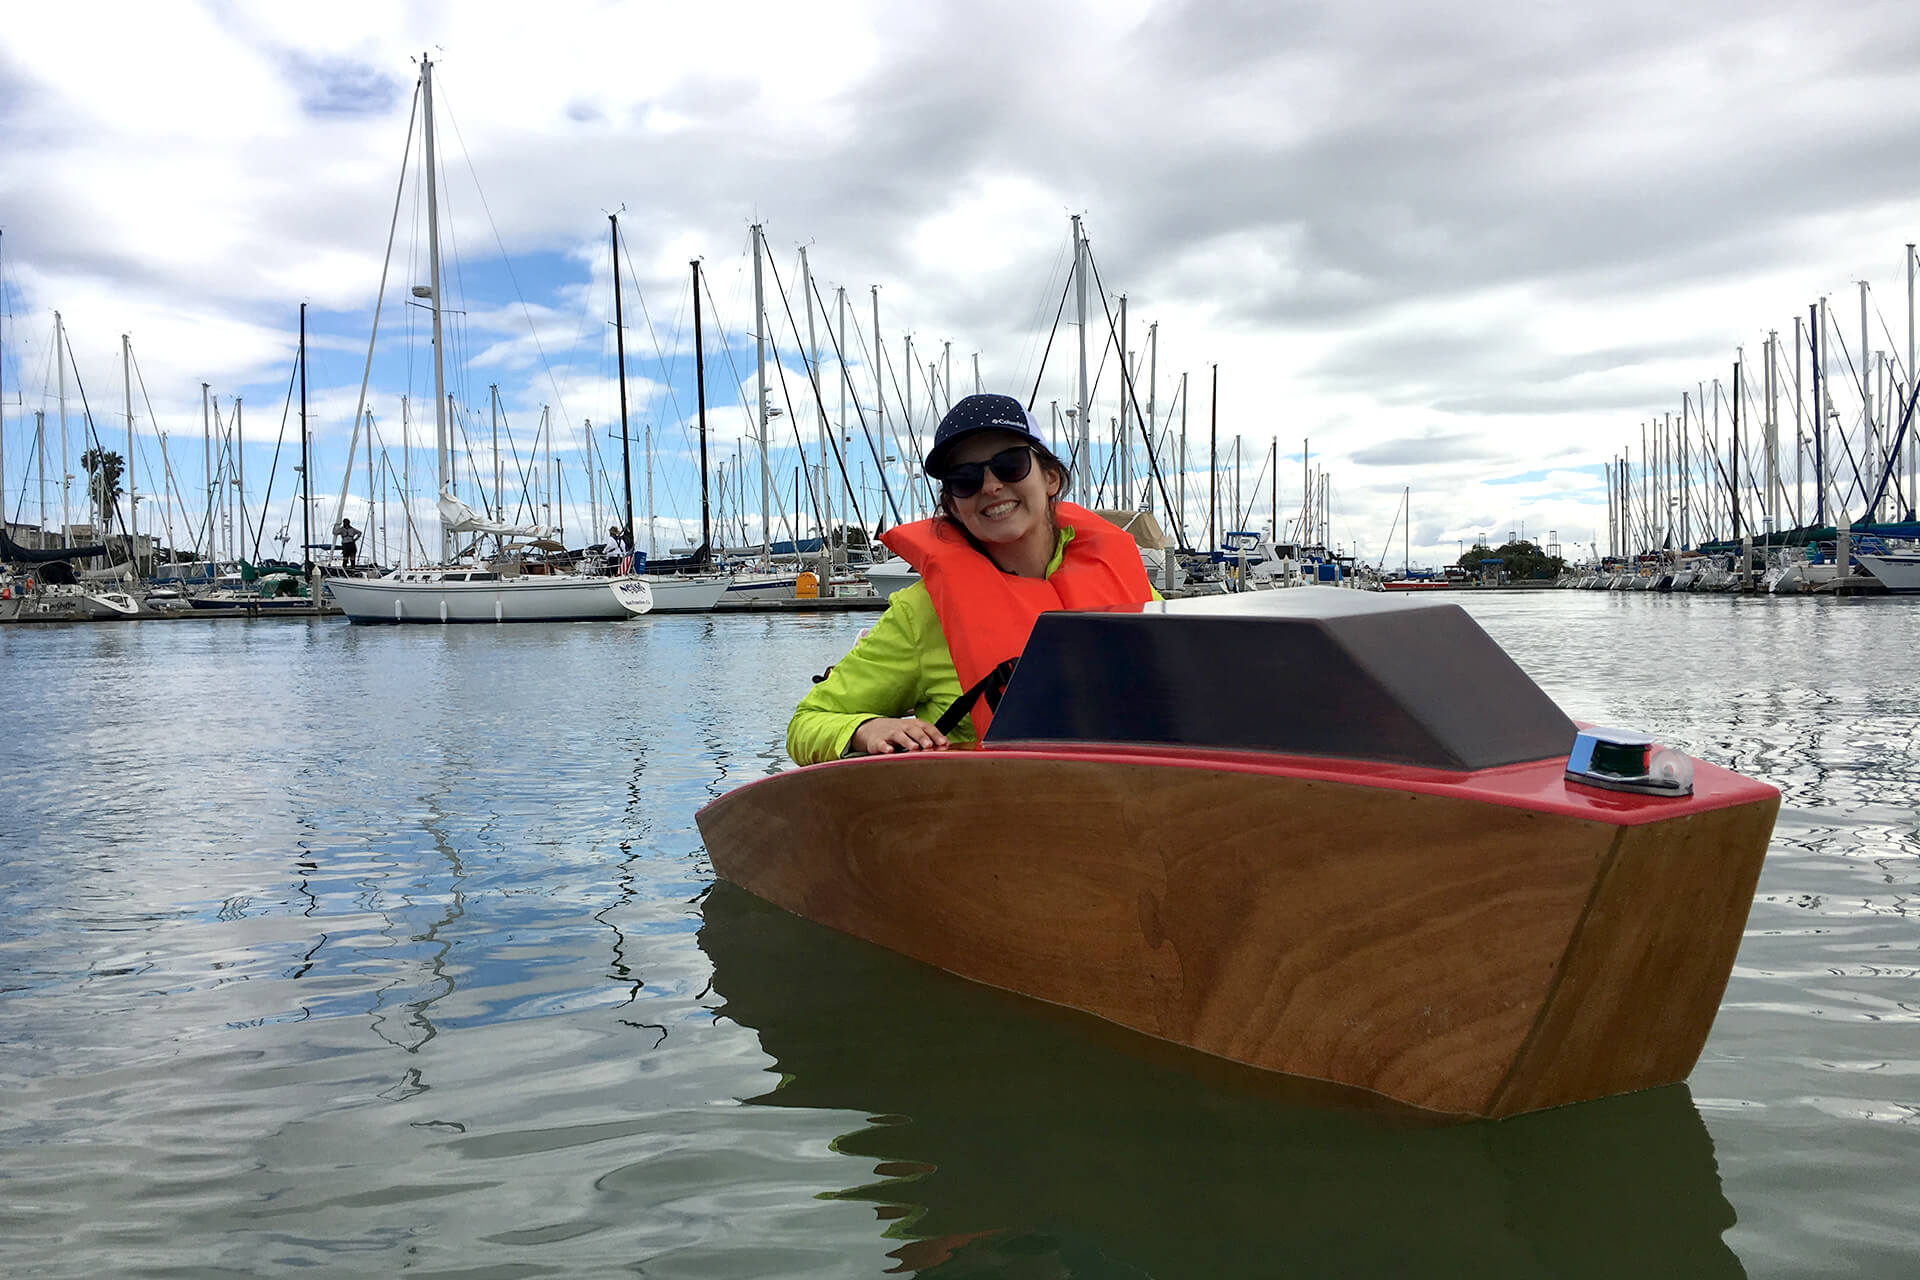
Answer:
[{"left": 4, "top": 0, "right": 1919, "bottom": 568}]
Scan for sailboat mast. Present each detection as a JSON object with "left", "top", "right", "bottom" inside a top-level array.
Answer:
[
  {"left": 1731, "top": 358, "right": 1742, "bottom": 538},
  {"left": 837, "top": 287, "right": 849, "bottom": 549},
  {"left": 802, "top": 246, "right": 827, "bottom": 578},
  {"left": 1073, "top": 215, "right": 1090, "bottom": 499},
  {"left": 123, "top": 333, "right": 135, "bottom": 559},
  {"left": 1767, "top": 332, "right": 1780, "bottom": 535},
  {"left": 692, "top": 259, "right": 713, "bottom": 559},
  {"left": 1791, "top": 330, "right": 1801, "bottom": 532},
  {"left": 421, "top": 54, "right": 451, "bottom": 563},
  {"left": 1861, "top": 283, "right": 1874, "bottom": 523},
  {"left": 402, "top": 396, "right": 412, "bottom": 567},
  {"left": 1302, "top": 438, "right": 1310, "bottom": 545},
  {"left": 1269, "top": 437, "right": 1277, "bottom": 537},
  {"left": 200, "top": 383, "right": 210, "bottom": 561},
  {"left": 539, "top": 404, "right": 552, "bottom": 534},
  {"left": 299, "top": 304, "right": 314, "bottom": 575},
  {"left": 1118, "top": 294, "right": 1129, "bottom": 510},
  {"left": 1178, "top": 372, "right": 1188, "bottom": 543},
  {"left": 56, "top": 310, "right": 68, "bottom": 546},
  {"left": 1814, "top": 299, "right": 1825, "bottom": 525},
  {"left": 611, "top": 214, "right": 635, "bottom": 551},
  {"left": 906, "top": 335, "right": 919, "bottom": 519},
  {"left": 236, "top": 398, "right": 245, "bottom": 560},
  {"left": 752, "top": 223, "right": 770, "bottom": 563},
  {"left": 1208, "top": 363, "right": 1218, "bottom": 553},
  {"left": 583, "top": 418, "right": 596, "bottom": 540},
  {"left": 1233, "top": 434, "right": 1241, "bottom": 538},
  {"left": 1146, "top": 322, "right": 1158, "bottom": 517},
  {"left": 872, "top": 286, "right": 887, "bottom": 528}
]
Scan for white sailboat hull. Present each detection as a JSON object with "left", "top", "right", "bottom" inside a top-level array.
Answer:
[
  {"left": 719, "top": 574, "right": 799, "bottom": 603},
  {"left": 327, "top": 574, "right": 638, "bottom": 624},
  {"left": 1855, "top": 553, "right": 1920, "bottom": 593},
  {"left": 639, "top": 576, "right": 732, "bottom": 612},
  {"left": 1770, "top": 561, "right": 1840, "bottom": 594}
]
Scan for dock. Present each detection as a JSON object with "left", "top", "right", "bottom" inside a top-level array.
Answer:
[
  {"left": 711, "top": 595, "right": 890, "bottom": 614},
  {"left": 0, "top": 603, "right": 343, "bottom": 624}
]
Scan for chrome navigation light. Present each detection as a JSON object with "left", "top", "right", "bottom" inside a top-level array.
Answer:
[{"left": 1566, "top": 727, "right": 1695, "bottom": 797}]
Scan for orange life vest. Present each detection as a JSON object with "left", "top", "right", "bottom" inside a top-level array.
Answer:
[{"left": 878, "top": 501, "right": 1154, "bottom": 736}]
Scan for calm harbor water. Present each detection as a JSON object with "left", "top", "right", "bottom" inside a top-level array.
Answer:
[{"left": 1, "top": 592, "right": 1916, "bottom": 1278}]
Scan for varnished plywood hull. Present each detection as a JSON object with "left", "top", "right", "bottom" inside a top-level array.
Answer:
[{"left": 696, "top": 752, "right": 1778, "bottom": 1117}]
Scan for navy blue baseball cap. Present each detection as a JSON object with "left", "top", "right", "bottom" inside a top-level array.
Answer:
[{"left": 924, "top": 393, "right": 1053, "bottom": 477}]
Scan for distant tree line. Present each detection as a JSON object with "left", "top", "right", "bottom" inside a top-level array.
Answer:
[{"left": 1455, "top": 539, "right": 1564, "bottom": 581}]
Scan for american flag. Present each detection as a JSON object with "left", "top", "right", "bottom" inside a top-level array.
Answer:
[{"left": 618, "top": 553, "right": 635, "bottom": 576}]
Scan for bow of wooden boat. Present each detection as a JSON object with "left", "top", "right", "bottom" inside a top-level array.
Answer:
[{"left": 697, "top": 588, "right": 1780, "bottom": 1118}]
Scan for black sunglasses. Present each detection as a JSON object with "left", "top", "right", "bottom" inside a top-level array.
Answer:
[{"left": 939, "top": 445, "right": 1035, "bottom": 499}]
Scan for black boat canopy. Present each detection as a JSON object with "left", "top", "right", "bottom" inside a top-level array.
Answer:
[{"left": 987, "top": 587, "right": 1578, "bottom": 772}]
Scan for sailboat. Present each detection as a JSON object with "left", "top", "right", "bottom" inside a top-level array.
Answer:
[
  {"left": 605, "top": 231, "right": 730, "bottom": 614},
  {"left": 325, "top": 56, "right": 654, "bottom": 625}
]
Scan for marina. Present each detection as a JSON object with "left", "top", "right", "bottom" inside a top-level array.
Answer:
[{"left": 1, "top": 591, "right": 1915, "bottom": 1276}]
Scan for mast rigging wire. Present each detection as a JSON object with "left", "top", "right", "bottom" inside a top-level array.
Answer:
[
  {"left": 1084, "top": 247, "right": 1181, "bottom": 529},
  {"left": 335, "top": 76, "right": 421, "bottom": 537}
]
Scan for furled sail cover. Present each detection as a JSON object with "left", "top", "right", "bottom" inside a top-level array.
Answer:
[
  {"left": 0, "top": 525, "right": 109, "bottom": 564},
  {"left": 436, "top": 488, "right": 553, "bottom": 540}
]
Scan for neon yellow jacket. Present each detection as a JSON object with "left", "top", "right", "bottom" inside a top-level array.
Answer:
[
  {"left": 786, "top": 578, "right": 970, "bottom": 765},
  {"left": 786, "top": 528, "right": 1158, "bottom": 765}
]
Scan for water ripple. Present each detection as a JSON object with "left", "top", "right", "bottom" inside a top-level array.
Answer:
[{"left": 3, "top": 598, "right": 1919, "bottom": 1276}]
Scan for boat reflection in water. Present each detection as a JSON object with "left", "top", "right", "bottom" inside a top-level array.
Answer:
[{"left": 699, "top": 881, "right": 1742, "bottom": 1278}]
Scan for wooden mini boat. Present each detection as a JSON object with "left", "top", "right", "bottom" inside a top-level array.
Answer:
[{"left": 696, "top": 588, "right": 1779, "bottom": 1118}]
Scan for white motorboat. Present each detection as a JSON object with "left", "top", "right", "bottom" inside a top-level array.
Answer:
[
  {"left": 83, "top": 589, "right": 140, "bottom": 617},
  {"left": 7, "top": 582, "right": 142, "bottom": 620},
  {"left": 1854, "top": 551, "right": 1920, "bottom": 593}
]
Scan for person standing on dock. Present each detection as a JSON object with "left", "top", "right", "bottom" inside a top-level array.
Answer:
[{"left": 787, "top": 393, "right": 1157, "bottom": 763}]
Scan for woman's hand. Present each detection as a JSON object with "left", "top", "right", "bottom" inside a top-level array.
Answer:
[{"left": 850, "top": 716, "right": 949, "bottom": 755}]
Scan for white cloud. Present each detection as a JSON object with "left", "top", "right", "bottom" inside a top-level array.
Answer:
[{"left": 6, "top": 0, "right": 1920, "bottom": 567}]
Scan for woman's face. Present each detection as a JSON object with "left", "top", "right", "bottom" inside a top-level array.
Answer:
[{"left": 944, "top": 430, "right": 1060, "bottom": 548}]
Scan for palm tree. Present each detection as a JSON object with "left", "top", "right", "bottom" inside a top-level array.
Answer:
[{"left": 80, "top": 448, "right": 125, "bottom": 529}]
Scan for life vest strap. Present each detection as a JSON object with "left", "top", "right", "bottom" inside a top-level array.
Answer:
[{"left": 934, "top": 657, "right": 1019, "bottom": 737}]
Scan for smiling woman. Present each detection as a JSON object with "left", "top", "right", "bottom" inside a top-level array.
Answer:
[{"left": 786, "top": 393, "right": 1157, "bottom": 763}]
